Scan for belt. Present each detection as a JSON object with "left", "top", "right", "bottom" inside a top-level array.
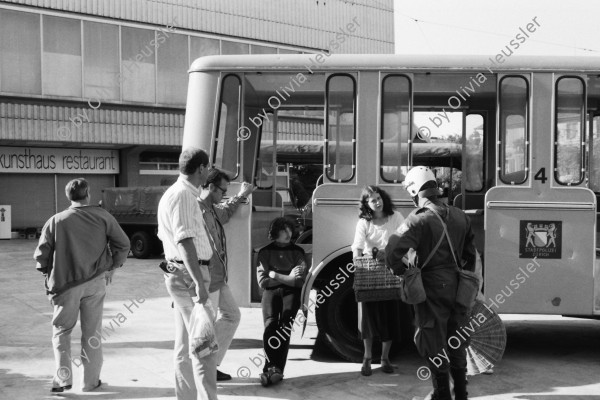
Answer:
[{"left": 174, "top": 259, "right": 210, "bottom": 266}]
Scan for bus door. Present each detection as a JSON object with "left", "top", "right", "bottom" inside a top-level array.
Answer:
[{"left": 485, "top": 73, "right": 596, "bottom": 315}]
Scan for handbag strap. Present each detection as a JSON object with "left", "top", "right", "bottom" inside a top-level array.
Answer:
[{"left": 426, "top": 205, "right": 462, "bottom": 270}]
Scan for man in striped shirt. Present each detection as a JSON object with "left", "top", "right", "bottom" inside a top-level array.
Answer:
[{"left": 157, "top": 148, "right": 216, "bottom": 400}]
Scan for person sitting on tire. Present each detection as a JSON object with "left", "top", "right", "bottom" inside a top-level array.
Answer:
[
  {"left": 351, "top": 185, "right": 405, "bottom": 376},
  {"left": 256, "top": 217, "right": 307, "bottom": 387}
]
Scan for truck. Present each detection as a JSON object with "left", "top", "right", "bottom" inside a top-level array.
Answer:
[{"left": 101, "top": 186, "right": 167, "bottom": 258}]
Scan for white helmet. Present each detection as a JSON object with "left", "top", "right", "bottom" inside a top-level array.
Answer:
[{"left": 404, "top": 166, "right": 438, "bottom": 197}]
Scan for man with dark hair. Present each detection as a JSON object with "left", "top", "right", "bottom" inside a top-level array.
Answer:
[
  {"left": 198, "top": 168, "right": 254, "bottom": 381},
  {"left": 157, "top": 147, "right": 217, "bottom": 400},
  {"left": 34, "top": 178, "right": 130, "bottom": 393},
  {"left": 386, "top": 166, "right": 477, "bottom": 400}
]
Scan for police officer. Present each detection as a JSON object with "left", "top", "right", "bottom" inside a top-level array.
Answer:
[{"left": 385, "top": 166, "right": 477, "bottom": 400}]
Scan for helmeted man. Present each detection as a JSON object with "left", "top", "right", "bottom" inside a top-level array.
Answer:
[{"left": 386, "top": 166, "right": 477, "bottom": 400}]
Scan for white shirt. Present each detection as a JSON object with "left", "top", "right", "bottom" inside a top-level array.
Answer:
[
  {"left": 157, "top": 175, "right": 213, "bottom": 261},
  {"left": 351, "top": 211, "right": 405, "bottom": 256}
]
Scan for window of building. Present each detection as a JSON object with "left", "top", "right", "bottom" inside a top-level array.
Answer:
[
  {"left": 83, "top": 21, "right": 119, "bottom": 101},
  {"left": 157, "top": 33, "right": 188, "bottom": 105},
  {"left": 121, "top": 27, "right": 156, "bottom": 103},
  {"left": 380, "top": 75, "right": 410, "bottom": 183},
  {"left": 499, "top": 76, "right": 529, "bottom": 184},
  {"left": 139, "top": 151, "right": 180, "bottom": 174},
  {"left": 190, "top": 36, "right": 220, "bottom": 61},
  {"left": 221, "top": 40, "right": 249, "bottom": 55},
  {"left": 0, "top": 10, "right": 41, "bottom": 95},
  {"left": 326, "top": 74, "right": 356, "bottom": 182},
  {"left": 214, "top": 74, "right": 242, "bottom": 178},
  {"left": 43, "top": 16, "right": 82, "bottom": 97},
  {"left": 251, "top": 45, "right": 277, "bottom": 54},
  {"left": 555, "top": 76, "right": 585, "bottom": 185}
]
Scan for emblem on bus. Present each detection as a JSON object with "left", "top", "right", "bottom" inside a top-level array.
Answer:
[{"left": 519, "top": 220, "right": 562, "bottom": 259}]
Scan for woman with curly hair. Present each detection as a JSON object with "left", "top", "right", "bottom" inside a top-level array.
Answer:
[{"left": 351, "top": 185, "right": 404, "bottom": 376}]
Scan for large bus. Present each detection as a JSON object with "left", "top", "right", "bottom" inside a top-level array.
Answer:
[{"left": 182, "top": 54, "right": 600, "bottom": 362}]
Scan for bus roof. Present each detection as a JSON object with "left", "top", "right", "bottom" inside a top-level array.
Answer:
[{"left": 189, "top": 54, "right": 600, "bottom": 73}]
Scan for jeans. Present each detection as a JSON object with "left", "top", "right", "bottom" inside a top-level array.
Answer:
[
  {"left": 50, "top": 274, "right": 105, "bottom": 391},
  {"left": 209, "top": 283, "right": 241, "bottom": 367},
  {"left": 165, "top": 267, "right": 218, "bottom": 400},
  {"left": 261, "top": 286, "right": 301, "bottom": 373}
]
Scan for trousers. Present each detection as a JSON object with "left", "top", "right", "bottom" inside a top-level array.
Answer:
[
  {"left": 50, "top": 274, "right": 105, "bottom": 391},
  {"left": 261, "top": 286, "right": 301, "bottom": 372},
  {"left": 413, "top": 265, "right": 468, "bottom": 374},
  {"left": 165, "top": 267, "right": 218, "bottom": 400},
  {"left": 209, "top": 283, "right": 241, "bottom": 366}
]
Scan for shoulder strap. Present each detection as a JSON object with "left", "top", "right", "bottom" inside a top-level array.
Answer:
[
  {"left": 427, "top": 205, "right": 461, "bottom": 269},
  {"left": 420, "top": 232, "right": 445, "bottom": 270}
]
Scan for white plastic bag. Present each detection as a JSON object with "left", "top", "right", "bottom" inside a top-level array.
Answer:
[{"left": 189, "top": 299, "right": 219, "bottom": 360}]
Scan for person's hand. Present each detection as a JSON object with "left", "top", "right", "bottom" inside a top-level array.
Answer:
[
  {"left": 268, "top": 270, "right": 277, "bottom": 279},
  {"left": 105, "top": 269, "right": 115, "bottom": 285},
  {"left": 291, "top": 266, "right": 302, "bottom": 278},
  {"left": 195, "top": 284, "right": 209, "bottom": 305},
  {"left": 375, "top": 250, "right": 386, "bottom": 262},
  {"left": 239, "top": 182, "right": 255, "bottom": 198}
]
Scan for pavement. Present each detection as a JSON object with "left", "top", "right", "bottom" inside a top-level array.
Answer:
[{"left": 1, "top": 239, "right": 600, "bottom": 400}]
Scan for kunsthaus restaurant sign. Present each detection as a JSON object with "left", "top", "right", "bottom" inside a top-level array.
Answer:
[{"left": 0, "top": 147, "right": 119, "bottom": 174}]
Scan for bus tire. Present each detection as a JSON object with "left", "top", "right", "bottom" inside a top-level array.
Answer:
[
  {"left": 131, "top": 231, "right": 152, "bottom": 259},
  {"left": 315, "top": 271, "right": 364, "bottom": 362}
]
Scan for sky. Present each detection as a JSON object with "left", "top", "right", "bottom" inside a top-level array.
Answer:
[{"left": 393, "top": 0, "right": 600, "bottom": 57}]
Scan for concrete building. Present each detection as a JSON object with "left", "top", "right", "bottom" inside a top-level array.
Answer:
[{"left": 0, "top": 0, "right": 394, "bottom": 230}]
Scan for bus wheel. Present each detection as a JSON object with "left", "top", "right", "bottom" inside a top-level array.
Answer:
[
  {"left": 315, "top": 273, "right": 364, "bottom": 362},
  {"left": 131, "top": 231, "right": 152, "bottom": 259}
]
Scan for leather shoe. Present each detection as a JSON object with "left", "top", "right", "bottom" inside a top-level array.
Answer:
[
  {"left": 217, "top": 369, "right": 232, "bottom": 381},
  {"left": 50, "top": 384, "right": 72, "bottom": 393}
]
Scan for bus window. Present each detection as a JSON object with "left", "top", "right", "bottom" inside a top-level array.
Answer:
[
  {"left": 555, "top": 77, "right": 585, "bottom": 185},
  {"left": 591, "top": 116, "right": 600, "bottom": 192},
  {"left": 465, "top": 114, "right": 484, "bottom": 191},
  {"left": 326, "top": 74, "right": 356, "bottom": 182},
  {"left": 380, "top": 75, "right": 410, "bottom": 183},
  {"left": 214, "top": 74, "right": 241, "bottom": 177},
  {"left": 413, "top": 111, "right": 463, "bottom": 202},
  {"left": 499, "top": 76, "right": 529, "bottom": 184}
]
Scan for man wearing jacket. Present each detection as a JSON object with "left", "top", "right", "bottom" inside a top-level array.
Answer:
[
  {"left": 34, "top": 178, "right": 130, "bottom": 393},
  {"left": 386, "top": 166, "right": 477, "bottom": 400}
]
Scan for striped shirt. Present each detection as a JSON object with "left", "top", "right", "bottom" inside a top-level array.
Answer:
[{"left": 157, "top": 175, "right": 213, "bottom": 261}]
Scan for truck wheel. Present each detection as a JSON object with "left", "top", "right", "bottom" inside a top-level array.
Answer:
[
  {"left": 131, "top": 231, "right": 152, "bottom": 259},
  {"left": 296, "top": 230, "right": 312, "bottom": 244},
  {"left": 315, "top": 271, "right": 364, "bottom": 362}
]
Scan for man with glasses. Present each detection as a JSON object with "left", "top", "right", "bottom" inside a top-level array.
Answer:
[{"left": 198, "top": 168, "right": 254, "bottom": 381}]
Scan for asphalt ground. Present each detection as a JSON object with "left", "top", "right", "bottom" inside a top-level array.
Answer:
[{"left": 1, "top": 239, "right": 600, "bottom": 400}]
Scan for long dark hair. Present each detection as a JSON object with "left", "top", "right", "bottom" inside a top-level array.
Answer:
[{"left": 358, "top": 185, "right": 395, "bottom": 221}]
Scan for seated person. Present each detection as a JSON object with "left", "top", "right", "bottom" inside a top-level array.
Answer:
[{"left": 256, "top": 217, "right": 307, "bottom": 387}]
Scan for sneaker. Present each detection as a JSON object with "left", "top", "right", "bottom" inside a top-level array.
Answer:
[{"left": 217, "top": 369, "right": 232, "bottom": 381}]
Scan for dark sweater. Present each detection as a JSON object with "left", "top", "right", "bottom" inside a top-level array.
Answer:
[{"left": 256, "top": 242, "right": 307, "bottom": 289}]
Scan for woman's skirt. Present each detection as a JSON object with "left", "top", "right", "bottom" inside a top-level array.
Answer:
[{"left": 358, "top": 299, "right": 401, "bottom": 341}]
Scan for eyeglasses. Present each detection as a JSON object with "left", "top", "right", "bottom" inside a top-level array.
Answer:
[{"left": 215, "top": 185, "right": 227, "bottom": 196}]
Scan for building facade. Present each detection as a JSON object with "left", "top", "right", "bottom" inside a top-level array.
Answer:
[{"left": 0, "top": 0, "right": 394, "bottom": 229}]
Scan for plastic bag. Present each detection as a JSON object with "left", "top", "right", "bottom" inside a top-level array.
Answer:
[{"left": 189, "top": 299, "right": 219, "bottom": 360}]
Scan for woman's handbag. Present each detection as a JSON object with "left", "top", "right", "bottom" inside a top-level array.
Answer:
[
  {"left": 353, "top": 255, "right": 402, "bottom": 302},
  {"left": 429, "top": 208, "right": 481, "bottom": 310}
]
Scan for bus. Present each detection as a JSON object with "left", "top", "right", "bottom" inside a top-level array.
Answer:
[{"left": 182, "top": 54, "right": 600, "bottom": 362}]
